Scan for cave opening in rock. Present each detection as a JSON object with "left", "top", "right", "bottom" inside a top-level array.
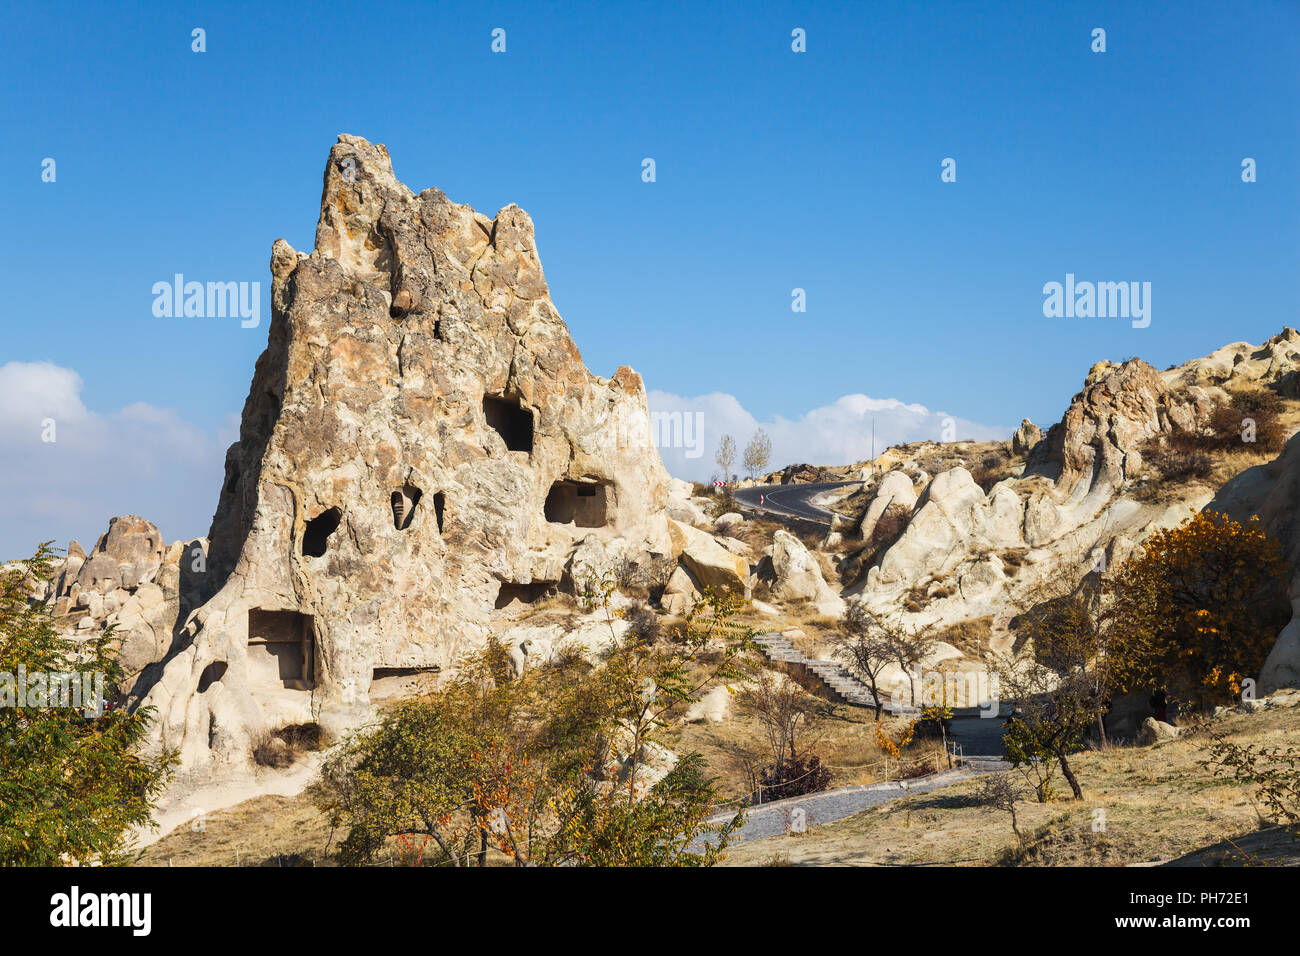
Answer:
[
  {"left": 370, "top": 666, "right": 441, "bottom": 701},
  {"left": 247, "top": 609, "right": 315, "bottom": 690},
  {"left": 197, "top": 661, "right": 227, "bottom": 693},
  {"left": 433, "top": 491, "right": 446, "bottom": 534},
  {"left": 391, "top": 484, "right": 423, "bottom": 530},
  {"left": 495, "top": 581, "right": 555, "bottom": 610},
  {"left": 544, "top": 480, "right": 611, "bottom": 528},
  {"left": 302, "top": 507, "right": 342, "bottom": 557},
  {"left": 483, "top": 395, "right": 534, "bottom": 453}
]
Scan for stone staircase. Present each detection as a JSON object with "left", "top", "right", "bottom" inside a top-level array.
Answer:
[{"left": 753, "top": 633, "right": 907, "bottom": 714}]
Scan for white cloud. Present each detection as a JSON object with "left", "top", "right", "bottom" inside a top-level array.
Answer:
[
  {"left": 0, "top": 361, "right": 236, "bottom": 559},
  {"left": 648, "top": 389, "right": 1011, "bottom": 482}
]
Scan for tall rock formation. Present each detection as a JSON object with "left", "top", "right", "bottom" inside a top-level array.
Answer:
[{"left": 138, "top": 135, "right": 671, "bottom": 775}]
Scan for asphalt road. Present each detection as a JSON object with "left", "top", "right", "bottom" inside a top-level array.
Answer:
[{"left": 730, "top": 480, "right": 859, "bottom": 524}]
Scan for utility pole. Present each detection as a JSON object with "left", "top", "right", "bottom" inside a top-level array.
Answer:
[{"left": 871, "top": 417, "right": 877, "bottom": 475}]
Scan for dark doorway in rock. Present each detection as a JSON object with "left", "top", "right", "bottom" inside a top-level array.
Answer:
[
  {"left": 391, "top": 484, "right": 423, "bottom": 530},
  {"left": 197, "top": 661, "right": 227, "bottom": 693},
  {"left": 303, "top": 507, "right": 342, "bottom": 557},
  {"left": 247, "top": 609, "right": 315, "bottom": 690},
  {"left": 544, "top": 481, "right": 611, "bottom": 527},
  {"left": 433, "top": 492, "right": 446, "bottom": 534},
  {"left": 483, "top": 395, "right": 534, "bottom": 453},
  {"left": 495, "top": 581, "right": 555, "bottom": 610}
]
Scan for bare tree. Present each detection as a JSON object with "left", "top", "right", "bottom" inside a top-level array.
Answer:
[
  {"left": 831, "top": 603, "right": 896, "bottom": 720},
  {"left": 974, "top": 772, "right": 1025, "bottom": 843},
  {"left": 737, "top": 670, "right": 830, "bottom": 801},
  {"left": 743, "top": 429, "right": 772, "bottom": 479},
  {"left": 875, "top": 615, "right": 939, "bottom": 708},
  {"left": 715, "top": 434, "right": 737, "bottom": 483},
  {"left": 739, "top": 671, "right": 818, "bottom": 769}
]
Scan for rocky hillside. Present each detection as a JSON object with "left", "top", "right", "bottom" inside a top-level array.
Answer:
[
  {"left": 811, "top": 329, "right": 1300, "bottom": 701},
  {"left": 35, "top": 136, "right": 687, "bottom": 789},
  {"left": 24, "top": 136, "right": 1300, "bottom": 828}
]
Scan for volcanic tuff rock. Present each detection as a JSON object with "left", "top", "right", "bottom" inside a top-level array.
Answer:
[
  {"left": 858, "top": 469, "right": 918, "bottom": 540},
  {"left": 131, "top": 135, "right": 673, "bottom": 775},
  {"left": 41, "top": 516, "right": 210, "bottom": 690},
  {"left": 849, "top": 352, "right": 1227, "bottom": 658},
  {"left": 1011, "top": 418, "right": 1042, "bottom": 456},
  {"left": 1027, "top": 358, "right": 1212, "bottom": 497}
]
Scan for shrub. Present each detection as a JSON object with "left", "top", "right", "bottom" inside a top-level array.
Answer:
[
  {"left": 1110, "top": 511, "right": 1289, "bottom": 709},
  {"left": 252, "top": 722, "right": 323, "bottom": 768},
  {"left": 1202, "top": 737, "right": 1299, "bottom": 831},
  {"left": 970, "top": 453, "right": 1012, "bottom": 493},
  {"left": 750, "top": 754, "right": 833, "bottom": 802}
]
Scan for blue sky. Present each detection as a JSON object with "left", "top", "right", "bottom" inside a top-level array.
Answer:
[{"left": 1, "top": 0, "right": 1297, "bottom": 556}]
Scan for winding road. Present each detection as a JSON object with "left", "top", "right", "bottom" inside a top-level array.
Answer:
[{"left": 731, "top": 480, "right": 858, "bottom": 524}]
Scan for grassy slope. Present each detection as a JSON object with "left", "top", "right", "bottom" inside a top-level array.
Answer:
[{"left": 722, "top": 696, "right": 1300, "bottom": 867}]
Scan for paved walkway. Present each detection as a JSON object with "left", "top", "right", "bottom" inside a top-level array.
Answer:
[{"left": 696, "top": 767, "right": 987, "bottom": 848}]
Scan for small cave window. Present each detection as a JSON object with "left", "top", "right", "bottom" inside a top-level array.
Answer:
[
  {"left": 198, "top": 661, "right": 227, "bottom": 693},
  {"left": 370, "top": 666, "right": 440, "bottom": 701},
  {"left": 495, "top": 581, "right": 554, "bottom": 610},
  {"left": 433, "top": 491, "right": 446, "bottom": 534},
  {"left": 544, "top": 481, "right": 611, "bottom": 528},
  {"left": 483, "top": 395, "right": 534, "bottom": 453},
  {"left": 248, "top": 609, "right": 315, "bottom": 690},
  {"left": 391, "top": 484, "right": 423, "bottom": 530},
  {"left": 303, "top": 507, "right": 342, "bottom": 557},
  {"left": 433, "top": 319, "right": 443, "bottom": 341}
]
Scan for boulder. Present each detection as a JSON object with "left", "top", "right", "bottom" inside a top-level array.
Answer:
[
  {"left": 714, "top": 512, "right": 744, "bottom": 535},
  {"left": 666, "top": 477, "right": 710, "bottom": 526},
  {"left": 766, "top": 530, "right": 844, "bottom": 616},
  {"left": 1138, "top": 717, "right": 1181, "bottom": 745},
  {"left": 684, "top": 685, "right": 733, "bottom": 723},
  {"left": 666, "top": 518, "right": 749, "bottom": 597},
  {"left": 769, "top": 530, "right": 826, "bottom": 603},
  {"left": 660, "top": 565, "right": 699, "bottom": 616},
  {"left": 859, "top": 470, "right": 917, "bottom": 540},
  {"left": 1011, "top": 418, "right": 1042, "bottom": 456}
]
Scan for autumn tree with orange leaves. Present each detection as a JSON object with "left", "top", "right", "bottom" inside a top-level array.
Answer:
[{"left": 1109, "top": 510, "right": 1289, "bottom": 710}]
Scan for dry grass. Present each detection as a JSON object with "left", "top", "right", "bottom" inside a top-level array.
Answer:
[
  {"left": 936, "top": 617, "right": 994, "bottom": 657},
  {"left": 138, "top": 793, "right": 336, "bottom": 867},
  {"left": 721, "top": 698, "right": 1300, "bottom": 866},
  {"left": 664, "top": 695, "right": 903, "bottom": 806}
]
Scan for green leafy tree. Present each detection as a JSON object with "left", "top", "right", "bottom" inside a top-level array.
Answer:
[
  {"left": 317, "top": 588, "right": 754, "bottom": 866},
  {"left": 0, "top": 544, "right": 175, "bottom": 865}
]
